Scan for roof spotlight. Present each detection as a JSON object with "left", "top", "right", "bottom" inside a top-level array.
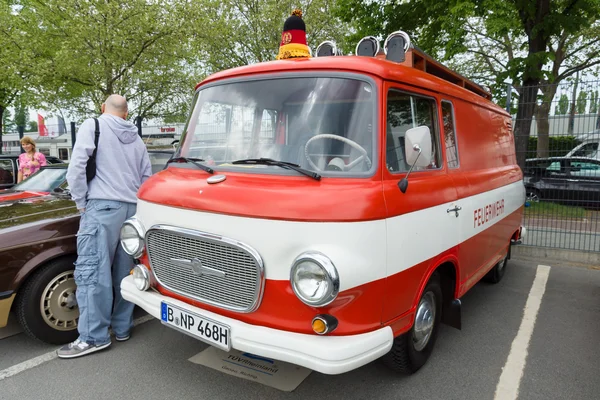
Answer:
[
  {"left": 316, "top": 40, "right": 343, "bottom": 57},
  {"left": 355, "top": 36, "right": 380, "bottom": 57},
  {"left": 384, "top": 31, "right": 411, "bottom": 63}
]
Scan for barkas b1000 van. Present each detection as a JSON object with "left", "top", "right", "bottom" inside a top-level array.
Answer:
[{"left": 120, "top": 31, "right": 526, "bottom": 375}]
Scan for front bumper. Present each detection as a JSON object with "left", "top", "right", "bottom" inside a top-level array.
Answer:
[{"left": 121, "top": 275, "right": 393, "bottom": 375}]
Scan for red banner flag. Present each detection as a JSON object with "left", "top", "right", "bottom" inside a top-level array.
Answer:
[{"left": 38, "top": 113, "right": 49, "bottom": 137}]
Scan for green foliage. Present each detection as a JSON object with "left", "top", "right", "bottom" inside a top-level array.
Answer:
[
  {"left": 577, "top": 91, "right": 588, "bottom": 114},
  {"left": 26, "top": 120, "right": 37, "bottom": 132},
  {"left": 589, "top": 91, "right": 599, "bottom": 114},
  {"left": 556, "top": 94, "right": 569, "bottom": 115},
  {"left": 196, "top": 0, "right": 350, "bottom": 73},
  {"left": 526, "top": 135, "right": 580, "bottom": 158},
  {"left": 2, "top": 110, "right": 15, "bottom": 133},
  {"left": 334, "top": 0, "right": 600, "bottom": 104},
  {"left": 13, "top": 0, "right": 205, "bottom": 121}
]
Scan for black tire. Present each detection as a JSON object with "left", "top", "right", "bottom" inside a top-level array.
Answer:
[
  {"left": 484, "top": 253, "right": 508, "bottom": 284},
  {"left": 381, "top": 272, "right": 443, "bottom": 374},
  {"left": 526, "top": 188, "right": 541, "bottom": 203},
  {"left": 14, "top": 257, "right": 79, "bottom": 345}
]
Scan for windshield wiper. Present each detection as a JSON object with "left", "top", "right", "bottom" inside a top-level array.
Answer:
[
  {"left": 167, "top": 157, "right": 214, "bottom": 174},
  {"left": 231, "top": 158, "right": 321, "bottom": 181}
]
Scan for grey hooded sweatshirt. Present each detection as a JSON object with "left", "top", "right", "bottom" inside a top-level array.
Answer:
[{"left": 66, "top": 114, "right": 152, "bottom": 210}]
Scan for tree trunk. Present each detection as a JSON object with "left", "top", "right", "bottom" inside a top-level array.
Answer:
[
  {"left": 536, "top": 84, "right": 558, "bottom": 158},
  {"left": 514, "top": 81, "right": 539, "bottom": 170},
  {"left": 513, "top": 0, "right": 551, "bottom": 170},
  {"left": 0, "top": 105, "right": 4, "bottom": 155},
  {"left": 568, "top": 72, "right": 579, "bottom": 135}
]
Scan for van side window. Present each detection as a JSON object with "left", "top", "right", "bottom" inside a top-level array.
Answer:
[
  {"left": 386, "top": 90, "right": 441, "bottom": 173},
  {"left": 441, "top": 100, "right": 459, "bottom": 169}
]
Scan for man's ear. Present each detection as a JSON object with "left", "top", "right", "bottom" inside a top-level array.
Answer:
[{"left": 101, "top": 103, "right": 105, "bottom": 113}]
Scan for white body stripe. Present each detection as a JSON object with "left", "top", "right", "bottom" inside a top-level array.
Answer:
[
  {"left": 135, "top": 181, "right": 524, "bottom": 291},
  {"left": 386, "top": 180, "right": 524, "bottom": 274}
]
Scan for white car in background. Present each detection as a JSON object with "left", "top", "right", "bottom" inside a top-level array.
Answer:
[{"left": 566, "top": 129, "right": 600, "bottom": 160}]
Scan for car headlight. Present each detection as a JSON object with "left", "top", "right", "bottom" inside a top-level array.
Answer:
[
  {"left": 290, "top": 251, "right": 339, "bottom": 307},
  {"left": 120, "top": 217, "right": 145, "bottom": 258}
]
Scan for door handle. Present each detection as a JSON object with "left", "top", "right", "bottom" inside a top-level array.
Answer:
[{"left": 447, "top": 206, "right": 461, "bottom": 217}]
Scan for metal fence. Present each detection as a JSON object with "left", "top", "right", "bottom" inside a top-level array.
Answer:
[{"left": 511, "top": 79, "right": 600, "bottom": 252}]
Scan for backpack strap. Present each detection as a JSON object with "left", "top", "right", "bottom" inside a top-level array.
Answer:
[{"left": 92, "top": 118, "right": 100, "bottom": 156}]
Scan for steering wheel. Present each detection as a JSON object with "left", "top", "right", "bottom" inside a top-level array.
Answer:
[{"left": 304, "top": 134, "right": 372, "bottom": 172}]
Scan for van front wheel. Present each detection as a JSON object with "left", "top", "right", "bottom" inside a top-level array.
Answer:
[{"left": 381, "top": 272, "right": 443, "bottom": 374}]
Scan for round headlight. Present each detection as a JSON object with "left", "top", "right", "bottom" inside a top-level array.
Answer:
[
  {"left": 132, "top": 264, "right": 150, "bottom": 291},
  {"left": 290, "top": 252, "right": 339, "bottom": 307},
  {"left": 120, "top": 218, "right": 145, "bottom": 258}
]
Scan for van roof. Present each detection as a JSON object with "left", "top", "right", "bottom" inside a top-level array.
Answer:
[{"left": 196, "top": 52, "right": 506, "bottom": 115}]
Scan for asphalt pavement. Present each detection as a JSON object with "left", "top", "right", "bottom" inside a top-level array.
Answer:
[{"left": 0, "top": 259, "right": 599, "bottom": 400}]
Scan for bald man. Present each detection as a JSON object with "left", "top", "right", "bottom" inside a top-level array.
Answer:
[{"left": 61, "top": 95, "right": 151, "bottom": 359}]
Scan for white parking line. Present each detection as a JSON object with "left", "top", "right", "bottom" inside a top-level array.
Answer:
[
  {"left": 0, "top": 314, "right": 154, "bottom": 382},
  {"left": 494, "top": 264, "right": 551, "bottom": 400}
]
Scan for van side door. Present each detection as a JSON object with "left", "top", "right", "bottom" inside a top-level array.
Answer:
[{"left": 381, "top": 84, "right": 459, "bottom": 324}]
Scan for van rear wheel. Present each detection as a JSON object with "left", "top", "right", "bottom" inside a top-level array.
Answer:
[
  {"left": 381, "top": 272, "right": 443, "bottom": 374},
  {"left": 484, "top": 252, "right": 508, "bottom": 284}
]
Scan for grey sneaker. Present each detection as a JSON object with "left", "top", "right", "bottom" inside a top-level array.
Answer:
[
  {"left": 115, "top": 334, "right": 130, "bottom": 342},
  {"left": 57, "top": 339, "right": 111, "bottom": 359}
]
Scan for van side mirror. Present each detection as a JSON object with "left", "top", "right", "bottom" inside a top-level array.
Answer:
[
  {"left": 398, "top": 126, "right": 433, "bottom": 194},
  {"left": 405, "top": 126, "right": 432, "bottom": 167}
]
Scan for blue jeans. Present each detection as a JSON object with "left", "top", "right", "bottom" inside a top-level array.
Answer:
[{"left": 74, "top": 199, "right": 137, "bottom": 345}]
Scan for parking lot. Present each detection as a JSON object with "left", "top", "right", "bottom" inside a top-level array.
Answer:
[{"left": 1, "top": 258, "right": 599, "bottom": 400}]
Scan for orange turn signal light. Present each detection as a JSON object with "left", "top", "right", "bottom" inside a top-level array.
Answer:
[
  {"left": 312, "top": 318, "right": 327, "bottom": 334},
  {"left": 311, "top": 314, "right": 338, "bottom": 335}
]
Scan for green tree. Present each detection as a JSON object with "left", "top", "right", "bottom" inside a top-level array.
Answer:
[
  {"left": 2, "top": 110, "right": 15, "bottom": 133},
  {"left": 16, "top": 0, "right": 205, "bottom": 123},
  {"left": 0, "top": 2, "right": 41, "bottom": 152},
  {"left": 589, "top": 90, "right": 598, "bottom": 114},
  {"left": 196, "top": 0, "right": 350, "bottom": 73},
  {"left": 334, "top": 0, "right": 600, "bottom": 165},
  {"left": 577, "top": 90, "right": 588, "bottom": 114},
  {"left": 26, "top": 120, "right": 37, "bottom": 132},
  {"left": 556, "top": 94, "right": 569, "bottom": 115}
]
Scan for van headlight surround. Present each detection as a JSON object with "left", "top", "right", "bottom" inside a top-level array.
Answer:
[
  {"left": 290, "top": 251, "right": 339, "bottom": 307},
  {"left": 120, "top": 217, "right": 145, "bottom": 258}
]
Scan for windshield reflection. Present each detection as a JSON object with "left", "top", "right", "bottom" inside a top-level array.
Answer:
[
  {"left": 12, "top": 168, "right": 68, "bottom": 192},
  {"left": 180, "top": 76, "right": 377, "bottom": 177}
]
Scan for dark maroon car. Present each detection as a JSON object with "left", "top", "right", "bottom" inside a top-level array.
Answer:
[{"left": 0, "top": 151, "right": 172, "bottom": 344}]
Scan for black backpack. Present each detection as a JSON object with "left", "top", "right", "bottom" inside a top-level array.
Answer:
[{"left": 85, "top": 118, "right": 101, "bottom": 182}]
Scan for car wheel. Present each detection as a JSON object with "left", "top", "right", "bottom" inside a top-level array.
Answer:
[
  {"left": 381, "top": 272, "right": 443, "bottom": 374},
  {"left": 14, "top": 257, "right": 79, "bottom": 345},
  {"left": 484, "top": 251, "right": 508, "bottom": 284},
  {"left": 526, "top": 189, "right": 541, "bottom": 203}
]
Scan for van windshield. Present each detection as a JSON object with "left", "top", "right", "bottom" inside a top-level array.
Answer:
[{"left": 179, "top": 76, "right": 377, "bottom": 177}]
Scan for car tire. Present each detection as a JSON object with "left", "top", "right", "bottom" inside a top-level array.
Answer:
[
  {"left": 484, "top": 252, "right": 508, "bottom": 284},
  {"left": 14, "top": 257, "right": 79, "bottom": 345},
  {"left": 526, "top": 189, "right": 541, "bottom": 203},
  {"left": 381, "top": 272, "right": 443, "bottom": 374}
]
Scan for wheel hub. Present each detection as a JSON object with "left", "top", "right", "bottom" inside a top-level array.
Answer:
[
  {"left": 413, "top": 291, "right": 436, "bottom": 351},
  {"left": 40, "top": 271, "right": 79, "bottom": 331}
]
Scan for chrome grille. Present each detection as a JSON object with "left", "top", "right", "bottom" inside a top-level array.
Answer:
[{"left": 146, "top": 225, "right": 264, "bottom": 312}]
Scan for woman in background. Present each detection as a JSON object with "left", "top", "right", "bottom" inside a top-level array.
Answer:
[{"left": 17, "top": 136, "right": 47, "bottom": 182}]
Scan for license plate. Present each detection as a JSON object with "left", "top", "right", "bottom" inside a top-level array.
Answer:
[{"left": 161, "top": 302, "right": 231, "bottom": 351}]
